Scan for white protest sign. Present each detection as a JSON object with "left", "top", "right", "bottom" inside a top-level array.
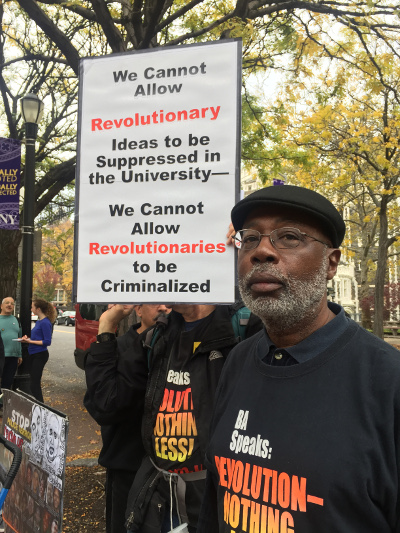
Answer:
[{"left": 76, "top": 40, "right": 241, "bottom": 303}]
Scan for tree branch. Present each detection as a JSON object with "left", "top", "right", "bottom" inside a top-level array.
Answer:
[
  {"left": 34, "top": 157, "right": 76, "bottom": 217},
  {"left": 90, "top": 0, "right": 127, "bottom": 53},
  {"left": 16, "top": 0, "right": 80, "bottom": 75},
  {"left": 36, "top": 0, "right": 97, "bottom": 22},
  {"left": 0, "top": 53, "right": 69, "bottom": 69},
  {"left": 155, "top": 0, "right": 204, "bottom": 33},
  {"left": 139, "top": 0, "right": 168, "bottom": 49}
]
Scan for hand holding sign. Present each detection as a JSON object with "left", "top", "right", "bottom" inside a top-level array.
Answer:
[{"left": 98, "top": 304, "right": 135, "bottom": 333}]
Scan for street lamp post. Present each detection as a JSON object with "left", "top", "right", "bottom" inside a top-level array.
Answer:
[{"left": 20, "top": 93, "right": 44, "bottom": 340}]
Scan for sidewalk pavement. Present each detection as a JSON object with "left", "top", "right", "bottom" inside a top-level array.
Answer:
[{"left": 384, "top": 335, "right": 400, "bottom": 347}]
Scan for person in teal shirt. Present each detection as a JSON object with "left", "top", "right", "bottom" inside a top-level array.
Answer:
[{"left": 0, "top": 297, "right": 21, "bottom": 393}]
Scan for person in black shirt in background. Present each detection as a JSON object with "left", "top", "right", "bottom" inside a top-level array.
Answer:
[
  {"left": 85, "top": 301, "right": 262, "bottom": 533},
  {"left": 85, "top": 304, "right": 169, "bottom": 533}
]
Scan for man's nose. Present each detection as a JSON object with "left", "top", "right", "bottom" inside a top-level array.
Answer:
[{"left": 247, "top": 235, "right": 279, "bottom": 264}]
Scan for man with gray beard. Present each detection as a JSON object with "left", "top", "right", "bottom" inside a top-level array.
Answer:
[
  {"left": 238, "top": 254, "right": 329, "bottom": 333},
  {"left": 199, "top": 185, "right": 400, "bottom": 533}
]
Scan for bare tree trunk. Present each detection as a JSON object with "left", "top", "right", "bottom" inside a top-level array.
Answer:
[
  {"left": 350, "top": 182, "right": 377, "bottom": 330},
  {"left": 359, "top": 226, "right": 374, "bottom": 329},
  {"left": 373, "top": 202, "right": 389, "bottom": 338},
  {"left": 0, "top": 229, "right": 22, "bottom": 299},
  {"left": 359, "top": 256, "right": 372, "bottom": 329}
]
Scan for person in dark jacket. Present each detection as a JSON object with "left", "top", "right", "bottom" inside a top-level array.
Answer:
[
  {"left": 86, "top": 304, "right": 169, "bottom": 533},
  {"left": 84, "top": 303, "right": 262, "bottom": 533},
  {"left": 199, "top": 185, "right": 400, "bottom": 533}
]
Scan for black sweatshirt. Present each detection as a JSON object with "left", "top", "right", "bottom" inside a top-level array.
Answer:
[{"left": 202, "top": 321, "right": 400, "bottom": 533}]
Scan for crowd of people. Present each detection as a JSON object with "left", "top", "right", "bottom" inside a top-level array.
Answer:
[
  {"left": 2, "top": 185, "right": 400, "bottom": 533},
  {"left": 0, "top": 297, "right": 58, "bottom": 532},
  {"left": 0, "top": 297, "right": 55, "bottom": 406},
  {"left": 84, "top": 184, "right": 400, "bottom": 533}
]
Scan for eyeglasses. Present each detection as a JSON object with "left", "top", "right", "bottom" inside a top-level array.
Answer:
[{"left": 234, "top": 227, "right": 330, "bottom": 251}]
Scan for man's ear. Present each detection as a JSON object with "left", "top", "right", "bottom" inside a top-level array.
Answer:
[{"left": 327, "top": 249, "right": 341, "bottom": 280}]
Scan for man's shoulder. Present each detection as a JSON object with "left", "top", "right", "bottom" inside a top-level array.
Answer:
[
  {"left": 352, "top": 321, "right": 396, "bottom": 347},
  {"left": 228, "top": 328, "right": 264, "bottom": 360},
  {"left": 351, "top": 321, "right": 400, "bottom": 364},
  {"left": 40, "top": 317, "right": 52, "bottom": 328},
  {"left": 0, "top": 314, "right": 19, "bottom": 323},
  {"left": 117, "top": 325, "right": 143, "bottom": 352}
]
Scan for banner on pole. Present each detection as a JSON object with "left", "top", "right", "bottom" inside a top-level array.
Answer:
[
  {"left": 75, "top": 39, "right": 242, "bottom": 304},
  {"left": 0, "top": 138, "right": 21, "bottom": 230},
  {"left": 0, "top": 390, "right": 68, "bottom": 533}
]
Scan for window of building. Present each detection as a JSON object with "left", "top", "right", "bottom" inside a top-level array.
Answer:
[{"left": 54, "top": 289, "right": 65, "bottom": 303}]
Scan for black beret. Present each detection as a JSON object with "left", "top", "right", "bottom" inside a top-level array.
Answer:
[{"left": 231, "top": 185, "right": 346, "bottom": 247}]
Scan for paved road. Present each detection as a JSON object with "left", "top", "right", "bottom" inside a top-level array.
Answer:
[
  {"left": 45, "top": 324, "right": 83, "bottom": 385},
  {"left": 42, "top": 324, "right": 101, "bottom": 460}
]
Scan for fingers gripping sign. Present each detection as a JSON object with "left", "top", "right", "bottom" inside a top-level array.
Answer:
[{"left": 99, "top": 304, "right": 135, "bottom": 334}]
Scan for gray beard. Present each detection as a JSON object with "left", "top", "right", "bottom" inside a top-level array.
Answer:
[{"left": 238, "top": 255, "right": 328, "bottom": 333}]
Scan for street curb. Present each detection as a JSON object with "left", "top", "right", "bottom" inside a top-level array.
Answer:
[{"left": 66, "top": 458, "right": 101, "bottom": 467}]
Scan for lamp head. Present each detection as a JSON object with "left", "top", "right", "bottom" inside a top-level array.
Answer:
[{"left": 21, "top": 93, "right": 44, "bottom": 125}]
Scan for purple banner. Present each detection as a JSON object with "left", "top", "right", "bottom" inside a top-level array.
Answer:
[
  {"left": 0, "top": 138, "right": 21, "bottom": 230},
  {"left": 273, "top": 178, "right": 285, "bottom": 186}
]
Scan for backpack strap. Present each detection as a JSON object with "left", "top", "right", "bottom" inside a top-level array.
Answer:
[
  {"left": 143, "top": 315, "right": 169, "bottom": 369},
  {"left": 230, "top": 305, "right": 251, "bottom": 342},
  {"left": 149, "top": 458, "right": 206, "bottom": 527}
]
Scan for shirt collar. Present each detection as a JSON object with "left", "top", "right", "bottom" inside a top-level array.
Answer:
[{"left": 258, "top": 302, "right": 350, "bottom": 364}]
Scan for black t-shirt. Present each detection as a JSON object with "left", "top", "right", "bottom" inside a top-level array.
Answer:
[{"left": 152, "top": 314, "right": 213, "bottom": 474}]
